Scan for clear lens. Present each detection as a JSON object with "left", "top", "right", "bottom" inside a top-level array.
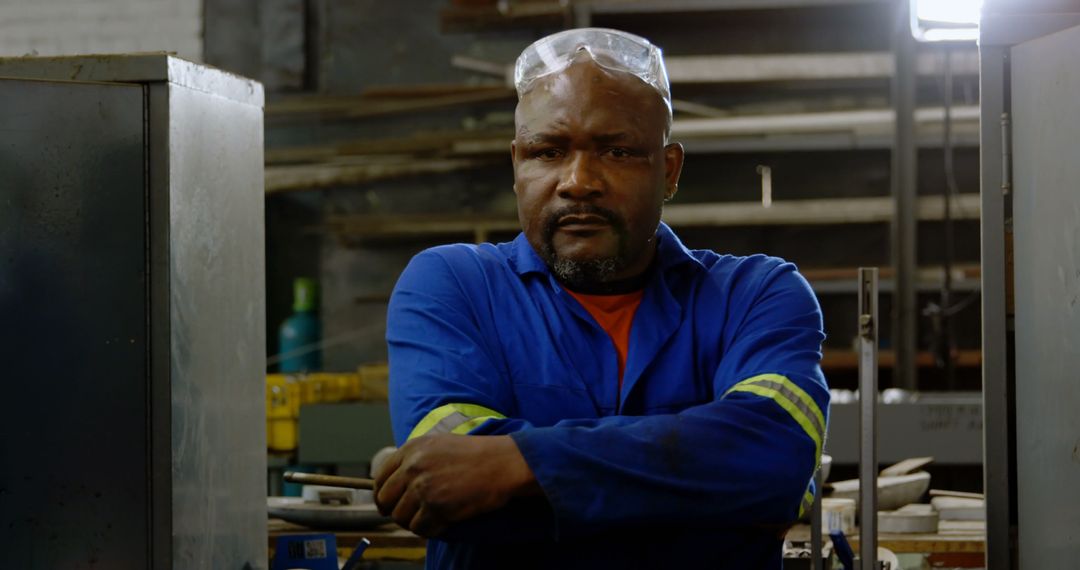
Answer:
[{"left": 514, "top": 28, "right": 671, "bottom": 114}]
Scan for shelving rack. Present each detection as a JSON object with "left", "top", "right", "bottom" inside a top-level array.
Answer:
[{"left": 265, "top": 0, "right": 984, "bottom": 390}]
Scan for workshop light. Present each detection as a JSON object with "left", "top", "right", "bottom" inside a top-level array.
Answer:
[{"left": 910, "top": 0, "right": 983, "bottom": 42}]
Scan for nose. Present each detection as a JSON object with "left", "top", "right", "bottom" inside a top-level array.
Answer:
[{"left": 556, "top": 151, "right": 603, "bottom": 201}]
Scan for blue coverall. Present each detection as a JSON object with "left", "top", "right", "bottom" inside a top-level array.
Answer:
[{"left": 387, "top": 223, "right": 829, "bottom": 569}]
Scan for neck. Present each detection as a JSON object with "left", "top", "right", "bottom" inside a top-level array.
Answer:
[{"left": 561, "top": 259, "right": 655, "bottom": 295}]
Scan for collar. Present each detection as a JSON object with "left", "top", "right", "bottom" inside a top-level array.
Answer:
[{"left": 509, "top": 222, "right": 706, "bottom": 277}]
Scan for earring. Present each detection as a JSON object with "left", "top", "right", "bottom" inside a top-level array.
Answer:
[{"left": 664, "top": 185, "right": 677, "bottom": 202}]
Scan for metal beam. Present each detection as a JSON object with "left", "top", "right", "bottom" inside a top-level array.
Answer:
[
  {"left": 891, "top": 1, "right": 918, "bottom": 391},
  {"left": 673, "top": 105, "right": 979, "bottom": 137},
  {"left": 581, "top": 0, "right": 886, "bottom": 14},
  {"left": 324, "top": 194, "right": 981, "bottom": 238},
  {"left": 978, "top": 43, "right": 1015, "bottom": 570},
  {"left": 664, "top": 50, "right": 979, "bottom": 83},
  {"left": 858, "top": 267, "right": 880, "bottom": 570},
  {"left": 458, "top": 50, "right": 981, "bottom": 85}
]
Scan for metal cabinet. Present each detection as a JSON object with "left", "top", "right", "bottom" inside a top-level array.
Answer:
[
  {"left": 0, "top": 55, "right": 266, "bottom": 569},
  {"left": 980, "top": 9, "right": 1080, "bottom": 569}
]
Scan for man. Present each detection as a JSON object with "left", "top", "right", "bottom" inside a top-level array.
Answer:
[{"left": 375, "top": 28, "right": 829, "bottom": 569}]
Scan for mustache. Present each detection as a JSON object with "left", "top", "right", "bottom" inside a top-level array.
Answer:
[{"left": 542, "top": 204, "right": 625, "bottom": 236}]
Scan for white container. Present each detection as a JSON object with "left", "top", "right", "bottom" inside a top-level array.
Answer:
[{"left": 822, "top": 497, "right": 856, "bottom": 533}]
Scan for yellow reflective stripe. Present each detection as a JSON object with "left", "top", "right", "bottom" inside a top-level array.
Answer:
[
  {"left": 407, "top": 405, "right": 458, "bottom": 440},
  {"left": 798, "top": 488, "right": 815, "bottom": 518},
  {"left": 734, "top": 382, "right": 823, "bottom": 459},
  {"left": 740, "top": 373, "right": 825, "bottom": 435},
  {"left": 407, "top": 403, "right": 506, "bottom": 441},
  {"left": 450, "top": 416, "right": 496, "bottom": 435},
  {"left": 724, "top": 374, "right": 825, "bottom": 463}
]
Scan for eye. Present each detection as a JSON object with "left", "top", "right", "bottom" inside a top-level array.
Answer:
[
  {"left": 604, "top": 147, "right": 639, "bottom": 160},
  {"left": 531, "top": 147, "right": 563, "bottom": 161}
]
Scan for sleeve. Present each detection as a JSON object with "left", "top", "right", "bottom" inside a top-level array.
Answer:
[
  {"left": 386, "top": 248, "right": 534, "bottom": 447},
  {"left": 507, "top": 260, "right": 829, "bottom": 536},
  {"left": 386, "top": 248, "right": 553, "bottom": 543}
]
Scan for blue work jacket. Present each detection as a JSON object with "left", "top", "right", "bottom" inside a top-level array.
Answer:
[{"left": 387, "top": 223, "right": 829, "bottom": 569}]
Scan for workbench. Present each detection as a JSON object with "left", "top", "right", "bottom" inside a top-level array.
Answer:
[
  {"left": 786, "top": 524, "right": 986, "bottom": 567},
  {"left": 268, "top": 518, "right": 427, "bottom": 564},
  {"left": 268, "top": 520, "right": 985, "bottom": 567}
]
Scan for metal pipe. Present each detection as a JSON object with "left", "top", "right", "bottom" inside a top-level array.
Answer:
[
  {"left": 979, "top": 45, "right": 1014, "bottom": 570},
  {"left": 941, "top": 45, "right": 958, "bottom": 388},
  {"left": 891, "top": 0, "right": 919, "bottom": 391},
  {"left": 283, "top": 471, "right": 376, "bottom": 490},
  {"left": 811, "top": 466, "right": 824, "bottom": 570},
  {"left": 858, "top": 268, "right": 879, "bottom": 570}
]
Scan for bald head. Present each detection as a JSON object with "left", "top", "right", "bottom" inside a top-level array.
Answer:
[{"left": 515, "top": 57, "right": 671, "bottom": 145}]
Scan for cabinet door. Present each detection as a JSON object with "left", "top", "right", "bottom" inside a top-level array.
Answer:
[
  {"left": 0, "top": 78, "right": 148, "bottom": 569},
  {"left": 1011, "top": 23, "right": 1080, "bottom": 565}
]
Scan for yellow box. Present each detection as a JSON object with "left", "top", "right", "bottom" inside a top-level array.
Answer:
[
  {"left": 268, "top": 418, "right": 298, "bottom": 451},
  {"left": 344, "top": 374, "right": 363, "bottom": 400},
  {"left": 266, "top": 374, "right": 293, "bottom": 419},
  {"left": 357, "top": 362, "right": 389, "bottom": 401},
  {"left": 299, "top": 374, "right": 324, "bottom": 405},
  {"left": 301, "top": 373, "right": 358, "bottom": 404},
  {"left": 286, "top": 378, "right": 302, "bottom": 416},
  {"left": 266, "top": 374, "right": 301, "bottom": 451}
]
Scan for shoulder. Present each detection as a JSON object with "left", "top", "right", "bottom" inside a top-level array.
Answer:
[
  {"left": 685, "top": 250, "right": 818, "bottom": 312},
  {"left": 395, "top": 241, "right": 517, "bottom": 293},
  {"left": 692, "top": 251, "right": 804, "bottom": 290}
]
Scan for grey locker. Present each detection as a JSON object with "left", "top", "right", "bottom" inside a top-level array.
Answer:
[{"left": 0, "top": 54, "right": 266, "bottom": 569}]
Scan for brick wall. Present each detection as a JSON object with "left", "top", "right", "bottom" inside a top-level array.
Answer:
[{"left": 0, "top": 0, "right": 201, "bottom": 61}]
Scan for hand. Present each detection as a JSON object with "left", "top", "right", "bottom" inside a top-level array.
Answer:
[{"left": 373, "top": 434, "right": 539, "bottom": 537}]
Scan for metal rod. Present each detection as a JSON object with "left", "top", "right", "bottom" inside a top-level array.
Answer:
[
  {"left": 283, "top": 471, "right": 376, "bottom": 490},
  {"left": 980, "top": 45, "right": 1014, "bottom": 570},
  {"left": 858, "top": 267, "right": 879, "bottom": 570},
  {"left": 811, "top": 466, "right": 824, "bottom": 570},
  {"left": 891, "top": 0, "right": 918, "bottom": 391},
  {"left": 942, "top": 44, "right": 957, "bottom": 388},
  {"left": 757, "top": 165, "right": 773, "bottom": 207}
]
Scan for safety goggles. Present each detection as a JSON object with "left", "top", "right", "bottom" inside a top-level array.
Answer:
[{"left": 514, "top": 28, "right": 672, "bottom": 115}]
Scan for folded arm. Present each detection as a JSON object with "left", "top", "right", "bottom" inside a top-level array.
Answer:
[{"left": 380, "top": 250, "right": 828, "bottom": 539}]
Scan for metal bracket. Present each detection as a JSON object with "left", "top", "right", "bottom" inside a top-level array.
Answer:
[
  {"left": 1000, "top": 112, "right": 1012, "bottom": 196},
  {"left": 857, "top": 267, "right": 879, "bottom": 570}
]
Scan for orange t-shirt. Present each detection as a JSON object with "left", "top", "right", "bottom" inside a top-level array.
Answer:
[{"left": 566, "top": 289, "right": 645, "bottom": 389}]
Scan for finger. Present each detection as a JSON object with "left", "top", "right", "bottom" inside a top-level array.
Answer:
[
  {"left": 409, "top": 504, "right": 447, "bottom": 538},
  {"left": 374, "top": 447, "right": 404, "bottom": 488},
  {"left": 391, "top": 485, "right": 422, "bottom": 530},
  {"left": 375, "top": 463, "right": 410, "bottom": 516}
]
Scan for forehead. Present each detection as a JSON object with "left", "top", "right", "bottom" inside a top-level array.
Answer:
[{"left": 515, "top": 61, "right": 667, "bottom": 141}]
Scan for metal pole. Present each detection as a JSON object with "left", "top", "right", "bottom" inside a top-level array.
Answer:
[
  {"left": 811, "top": 466, "right": 824, "bottom": 570},
  {"left": 891, "top": 0, "right": 918, "bottom": 391},
  {"left": 858, "top": 268, "right": 879, "bottom": 570},
  {"left": 978, "top": 44, "right": 1015, "bottom": 570}
]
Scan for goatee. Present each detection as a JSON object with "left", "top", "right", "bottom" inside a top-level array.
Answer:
[{"left": 538, "top": 204, "right": 629, "bottom": 290}]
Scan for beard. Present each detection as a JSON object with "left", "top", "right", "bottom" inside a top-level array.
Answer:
[{"left": 538, "top": 204, "right": 630, "bottom": 290}]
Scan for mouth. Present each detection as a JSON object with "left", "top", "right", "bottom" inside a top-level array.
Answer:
[{"left": 556, "top": 214, "right": 611, "bottom": 233}]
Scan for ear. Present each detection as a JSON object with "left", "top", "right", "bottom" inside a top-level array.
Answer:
[
  {"left": 663, "top": 142, "right": 685, "bottom": 201},
  {"left": 510, "top": 139, "right": 520, "bottom": 195}
]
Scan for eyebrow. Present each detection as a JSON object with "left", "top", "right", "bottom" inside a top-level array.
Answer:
[
  {"left": 592, "top": 132, "right": 639, "bottom": 145},
  {"left": 521, "top": 131, "right": 641, "bottom": 145},
  {"left": 523, "top": 133, "right": 569, "bottom": 145}
]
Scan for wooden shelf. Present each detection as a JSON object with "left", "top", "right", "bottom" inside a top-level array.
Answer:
[
  {"left": 821, "top": 349, "right": 982, "bottom": 372},
  {"left": 322, "top": 195, "right": 980, "bottom": 240},
  {"left": 266, "top": 86, "right": 514, "bottom": 121},
  {"left": 440, "top": 2, "right": 569, "bottom": 33},
  {"left": 453, "top": 50, "right": 979, "bottom": 85},
  {"left": 804, "top": 265, "right": 981, "bottom": 294}
]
